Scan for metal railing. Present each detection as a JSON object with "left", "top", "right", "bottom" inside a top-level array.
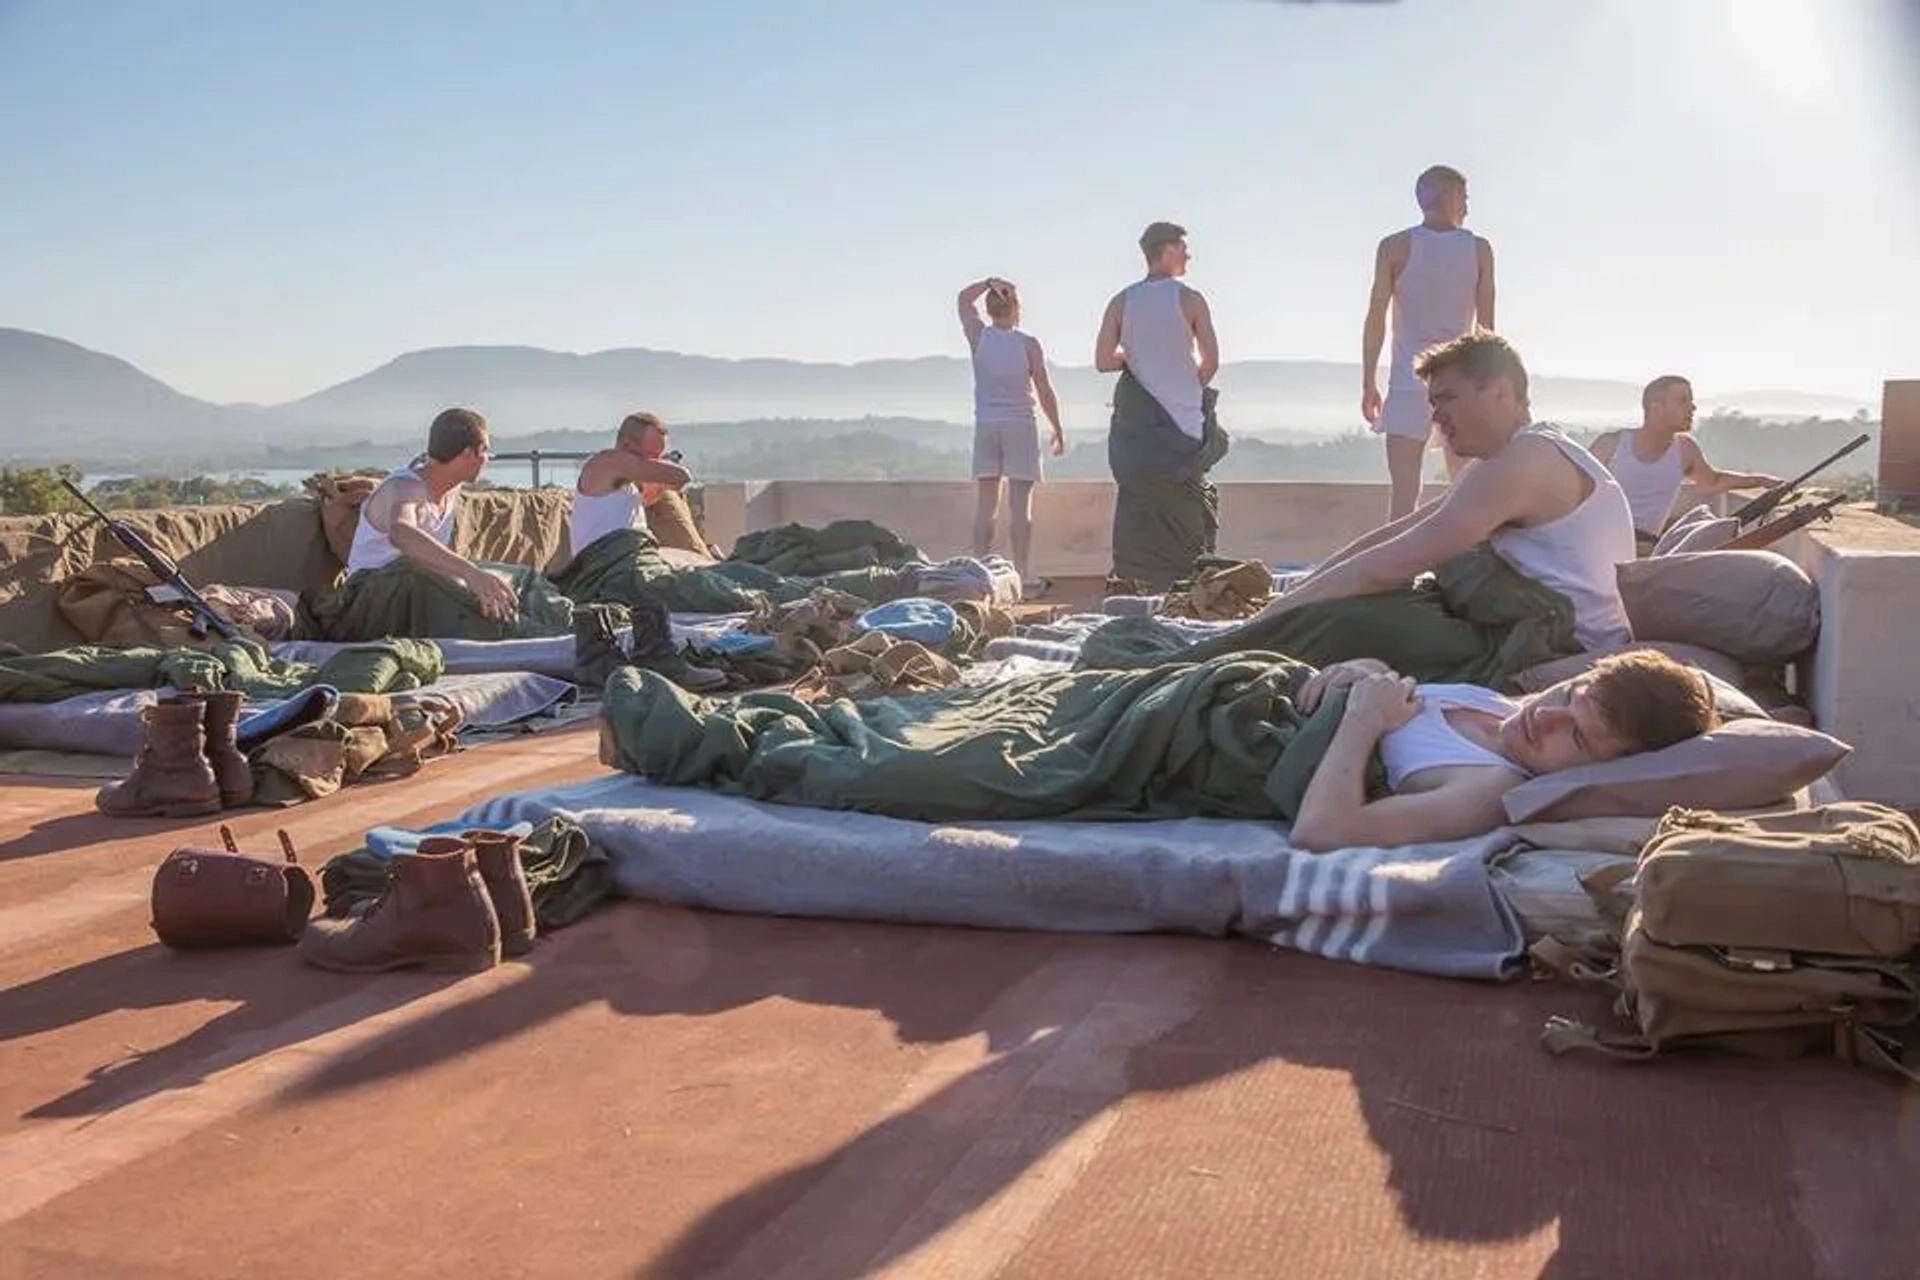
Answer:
[{"left": 488, "top": 449, "right": 594, "bottom": 489}]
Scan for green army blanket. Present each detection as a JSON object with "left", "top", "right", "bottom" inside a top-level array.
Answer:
[
  {"left": 297, "top": 559, "right": 575, "bottom": 643},
  {"left": 1079, "top": 546, "right": 1578, "bottom": 690},
  {"left": 599, "top": 654, "right": 1385, "bottom": 823}
]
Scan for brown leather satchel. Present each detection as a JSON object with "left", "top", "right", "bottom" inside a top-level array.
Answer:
[{"left": 150, "top": 825, "right": 316, "bottom": 948}]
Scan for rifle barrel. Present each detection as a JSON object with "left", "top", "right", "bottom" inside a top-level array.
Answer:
[{"left": 1733, "top": 431, "right": 1872, "bottom": 524}]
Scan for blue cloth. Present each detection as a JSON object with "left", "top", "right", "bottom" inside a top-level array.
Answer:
[
  {"left": 236, "top": 685, "right": 339, "bottom": 748},
  {"left": 701, "top": 629, "right": 777, "bottom": 656},
  {"left": 852, "top": 597, "right": 958, "bottom": 648},
  {"left": 364, "top": 818, "right": 535, "bottom": 861}
]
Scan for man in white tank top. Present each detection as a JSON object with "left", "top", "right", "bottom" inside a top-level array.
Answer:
[
  {"left": 1590, "top": 375, "right": 1781, "bottom": 546},
  {"left": 1252, "top": 332, "right": 1638, "bottom": 652},
  {"left": 1286, "top": 648, "right": 1716, "bottom": 852},
  {"left": 1092, "top": 221, "right": 1228, "bottom": 588},
  {"left": 956, "top": 277, "right": 1064, "bottom": 587},
  {"left": 1361, "top": 166, "right": 1497, "bottom": 520},
  {"left": 569, "top": 412, "right": 695, "bottom": 562},
  {"left": 346, "top": 407, "right": 519, "bottom": 623},
  {"left": 1094, "top": 221, "right": 1218, "bottom": 436}
]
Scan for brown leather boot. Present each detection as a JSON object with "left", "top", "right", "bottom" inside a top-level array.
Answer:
[
  {"left": 96, "top": 700, "right": 222, "bottom": 819},
  {"left": 297, "top": 839, "right": 501, "bottom": 974},
  {"left": 462, "top": 830, "right": 537, "bottom": 957},
  {"left": 180, "top": 690, "right": 254, "bottom": 809}
]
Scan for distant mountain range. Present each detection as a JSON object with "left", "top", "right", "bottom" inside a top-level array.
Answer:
[{"left": 0, "top": 326, "right": 1877, "bottom": 464}]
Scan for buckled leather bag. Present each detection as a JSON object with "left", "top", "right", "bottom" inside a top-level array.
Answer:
[{"left": 150, "top": 825, "right": 316, "bottom": 948}]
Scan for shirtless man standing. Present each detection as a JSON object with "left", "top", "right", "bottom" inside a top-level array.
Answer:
[
  {"left": 1361, "top": 165, "right": 1497, "bottom": 519},
  {"left": 345, "top": 407, "right": 517, "bottom": 622},
  {"left": 1591, "top": 375, "right": 1781, "bottom": 547},
  {"left": 1255, "top": 332, "right": 1637, "bottom": 653}
]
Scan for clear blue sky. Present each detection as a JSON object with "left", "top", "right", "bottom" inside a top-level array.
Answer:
[{"left": 3, "top": 0, "right": 1915, "bottom": 405}]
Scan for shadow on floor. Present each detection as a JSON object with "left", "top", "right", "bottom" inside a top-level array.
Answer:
[
  {"left": 2, "top": 942, "right": 462, "bottom": 1121},
  {"left": 260, "top": 903, "right": 1920, "bottom": 1279}
]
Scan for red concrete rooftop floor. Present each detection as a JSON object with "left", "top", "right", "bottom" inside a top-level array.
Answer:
[{"left": 2, "top": 723, "right": 1917, "bottom": 1279}]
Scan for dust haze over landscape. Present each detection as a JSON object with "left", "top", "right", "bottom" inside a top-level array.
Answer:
[
  {"left": 0, "top": 327, "right": 1880, "bottom": 486},
  {"left": 4, "top": 0, "right": 1911, "bottom": 491}
]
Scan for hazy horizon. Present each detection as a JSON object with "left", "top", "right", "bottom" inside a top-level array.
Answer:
[{"left": 4, "top": 0, "right": 1917, "bottom": 405}]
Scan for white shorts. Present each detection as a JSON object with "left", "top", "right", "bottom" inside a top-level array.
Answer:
[
  {"left": 973, "top": 420, "right": 1042, "bottom": 482},
  {"left": 1375, "top": 384, "right": 1438, "bottom": 442}
]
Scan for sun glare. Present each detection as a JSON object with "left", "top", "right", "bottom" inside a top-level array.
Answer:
[{"left": 1710, "top": 0, "right": 1857, "bottom": 102}]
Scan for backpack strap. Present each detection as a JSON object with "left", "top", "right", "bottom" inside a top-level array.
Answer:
[
  {"left": 1837, "top": 1023, "right": 1920, "bottom": 1088},
  {"left": 1576, "top": 861, "right": 1636, "bottom": 933},
  {"left": 1539, "top": 1016, "right": 1657, "bottom": 1062},
  {"left": 1528, "top": 937, "right": 1621, "bottom": 990}
]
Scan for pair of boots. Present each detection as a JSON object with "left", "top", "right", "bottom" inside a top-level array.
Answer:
[
  {"left": 97, "top": 691, "right": 253, "bottom": 819},
  {"left": 574, "top": 599, "right": 727, "bottom": 693},
  {"left": 296, "top": 831, "right": 536, "bottom": 973}
]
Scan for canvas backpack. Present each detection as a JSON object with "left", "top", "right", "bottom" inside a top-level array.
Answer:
[{"left": 1532, "top": 801, "right": 1920, "bottom": 1084}]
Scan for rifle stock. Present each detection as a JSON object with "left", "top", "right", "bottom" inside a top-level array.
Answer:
[
  {"left": 59, "top": 479, "right": 241, "bottom": 643},
  {"left": 1720, "top": 496, "right": 1847, "bottom": 552},
  {"left": 1731, "top": 432, "right": 1870, "bottom": 526}
]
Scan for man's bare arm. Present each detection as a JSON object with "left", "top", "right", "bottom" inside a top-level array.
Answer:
[
  {"left": 956, "top": 279, "right": 995, "bottom": 349},
  {"left": 1261, "top": 443, "right": 1542, "bottom": 611},
  {"left": 1093, "top": 294, "right": 1126, "bottom": 372},
  {"left": 1589, "top": 430, "right": 1620, "bottom": 466},
  {"left": 1474, "top": 236, "right": 1497, "bottom": 331},
  {"left": 606, "top": 453, "right": 692, "bottom": 489},
  {"left": 1295, "top": 737, "right": 1516, "bottom": 851},
  {"left": 1284, "top": 494, "right": 1447, "bottom": 595},
  {"left": 1681, "top": 437, "right": 1780, "bottom": 491},
  {"left": 1360, "top": 234, "right": 1402, "bottom": 416},
  {"left": 1185, "top": 288, "right": 1220, "bottom": 386},
  {"left": 386, "top": 495, "right": 489, "bottom": 588},
  {"left": 1027, "top": 338, "right": 1064, "bottom": 439}
]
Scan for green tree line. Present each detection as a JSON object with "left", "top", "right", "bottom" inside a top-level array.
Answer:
[{"left": 0, "top": 468, "right": 296, "bottom": 516}]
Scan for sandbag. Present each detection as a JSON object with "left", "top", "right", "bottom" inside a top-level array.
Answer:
[
  {"left": 301, "top": 471, "right": 385, "bottom": 571},
  {"left": 56, "top": 561, "right": 209, "bottom": 648},
  {"left": 1616, "top": 551, "right": 1818, "bottom": 665}
]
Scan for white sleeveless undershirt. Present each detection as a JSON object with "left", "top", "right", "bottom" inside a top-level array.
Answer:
[
  {"left": 569, "top": 481, "right": 647, "bottom": 560},
  {"left": 972, "top": 325, "right": 1036, "bottom": 429},
  {"left": 1119, "top": 277, "right": 1204, "bottom": 438},
  {"left": 1388, "top": 226, "right": 1480, "bottom": 387},
  {"left": 1487, "top": 425, "right": 1638, "bottom": 651},
  {"left": 1378, "top": 684, "right": 1524, "bottom": 791},
  {"left": 345, "top": 466, "right": 457, "bottom": 575},
  {"left": 1606, "top": 430, "right": 1687, "bottom": 534}
]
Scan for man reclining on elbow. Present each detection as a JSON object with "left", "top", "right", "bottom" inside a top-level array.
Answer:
[
  {"left": 1290, "top": 648, "right": 1715, "bottom": 853},
  {"left": 1255, "top": 331, "right": 1638, "bottom": 654}
]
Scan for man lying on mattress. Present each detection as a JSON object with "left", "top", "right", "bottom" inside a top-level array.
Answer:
[
  {"left": 598, "top": 641, "right": 1717, "bottom": 849},
  {"left": 1287, "top": 649, "right": 1712, "bottom": 851}
]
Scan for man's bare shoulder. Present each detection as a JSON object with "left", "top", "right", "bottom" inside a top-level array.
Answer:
[
  {"left": 1378, "top": 229, "right": 1412, "bottom": 258},
  {"left": 1464, "top": 431, "right": 1574, "bottom": 493},
  {"left": 370, "top": 470, "right": 426, "bottom": 506}
]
